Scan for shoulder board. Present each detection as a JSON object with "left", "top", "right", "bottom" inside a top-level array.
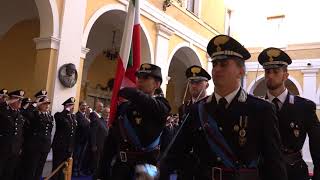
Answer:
[
  {"left": 238, "top": 88, "right": 247, "bottom": 103},
  {"left": 289, "top": 95, "right": 295, "bottom": 104}
]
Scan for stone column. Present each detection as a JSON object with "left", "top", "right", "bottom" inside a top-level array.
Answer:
[
  {"left": 301, "top": 69, "right": 318, "bottom": 102},
  {"left": 154, "top": 23, "right": 174, "bottom": 96},
  {"left": 33, "top": 37, "right": 60, "bottom": 99},
  {"left": 50, "top": 0, "right": 87, "bottom": 114}
]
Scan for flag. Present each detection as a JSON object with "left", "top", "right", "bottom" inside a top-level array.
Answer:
[{"left": 108, "top": 0, "right": 141, "bottom": 126}]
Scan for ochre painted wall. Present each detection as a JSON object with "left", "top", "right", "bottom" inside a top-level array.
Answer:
[
  {"left": 288, "top": 70, "right": 303, "bottom": 90},
  {"left": 148, "top": 0, "right": 224, "bottom": 37},
  {"left": 168, "top": 35, "right": 185, "bottom": 59},
  {"left": 248, "top": 48, "right": 320, "bottom": 62},
  {"left": 0, "top": 19, "right": 39, "bottom": 96},
  {"left": 84, "top": 0, "right": 119, "bottom": 28},
  {"left": 34, "top": 48, "right": 58, "bottom": 98},
  {"left": 201, "top": 0, "right": 226, "bottom": 33},
  {"left": 86, "top": 53, "right": 117, "bottom": 89},
  {"left": 166, "top": 79, "right": 178, "bottom": 113},
  {"left": 84, "top": 0, "right": 223, "bottom": 47},
  {"left": 75, "top": 58, "right": 85, "bottom": 111},
  {"left": 56, "top": 0, "right": 64, "bottom": 25},
  {"left": 194, "top": 45, "right": 208, "bottom": 68},
  {"left": 141, "top": 15, "right": 157, "bottom": 61}
]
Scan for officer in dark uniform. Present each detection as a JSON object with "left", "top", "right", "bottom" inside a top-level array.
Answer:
[
  {"left": 97, "top": 63, "right": 171, "bottom": 180},
  {"left": 34, "top": 90, "right": 48, "bottom": 101},
  {"left": 171, "top": 35, "right": 287, "bottom": 180},
  {"left": 20, "top": 97, "right": 54, "bottom": 180},
  {"left": 27, "top": 90, "right": 48, "bottom": 113},
  {"left": 160, "top": 66, "right": 211, "bottom": 180},
  {"left": 258, "top": 47, "right": 320, "bottom": 180},
  {"left": 21, "top": 90, "right": 48, "bottom": 129},
  {"left": 73, "top": 101, "right": 90, "bottom": 176},
  {"left": 0, "top": 90, "right": 25, "bottom": 180},
  {"left": 20, "top": 97, "right": 32, "bottom": 116},
  {"left": 179, "top": 65, "right": 211, "bottom": 123},
  {"left": 52, "top": 97, "right": 77, "bottom": 180},
  {"left": 0, "top": 89, "right": 9, "bottom": 104}
]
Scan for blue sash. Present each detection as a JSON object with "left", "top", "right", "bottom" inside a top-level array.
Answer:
[
  {"left": 119, "top": 103, "right": 161, "bottom": 152},
  {"left": 198, "top": 103, "right": 237, "bottom": 168}
]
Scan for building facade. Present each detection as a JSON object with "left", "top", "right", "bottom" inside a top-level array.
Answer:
[{"left": 0, "top": 0, "right": 226, "bottom": 114}]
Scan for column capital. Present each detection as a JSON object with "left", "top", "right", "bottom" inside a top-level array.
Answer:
[
  {"left": 156, "top": 23, "right": 174, "bottom": 40},
  {"left": 301, "top": 69, "right": 319, "bottom": 76},
  {"left": 80, "top": 47, "right": 90, "bottom": 59},
  {"left": 33, "top": 36, "right": 60, "bottom": 50}
]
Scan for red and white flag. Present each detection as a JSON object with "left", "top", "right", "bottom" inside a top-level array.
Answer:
[{"left": 108, "top": 0, "right": 141, "bottom": 126}]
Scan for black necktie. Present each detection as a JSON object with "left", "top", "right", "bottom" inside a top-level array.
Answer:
[
  {"left": 272, "top": 98, "right": 280, "bottom": 112},
  {"left": 218, "top": 97, "right": 228, "bottom": 111}
]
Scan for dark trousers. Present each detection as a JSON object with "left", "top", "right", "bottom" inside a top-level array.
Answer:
[
  {"left": 73, "top": 142, "right": 87, "bottom": 175},
  {"left": 91, "top": 147, "right": 105, "bottom": 179},
  {"left": 20, "top": 150, "right": 49, "bottom": 180},
  {"left": 0, "top": 152, "right": 20, "bottom": 180},
  {"left": 52, "top": 150, "right": 72, "bottom": 180},
  {"left": 286, "top": 160, "right": 309, "bottom": 180}
]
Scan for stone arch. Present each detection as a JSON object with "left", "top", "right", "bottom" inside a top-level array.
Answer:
[
  {"left": 166, "top": 43, "right": 203, "bottom": 113},
  {"left": 81, "top": 4, "right": 153, "bottom": 80},
  {"left": 0, "top": 0, "right": 59, "bottom": 95},
  {"left": 0, "top": 0, "right": 59, "bottom": 39},
  {"left": 82, "top": 3, "right": 154, "bottom": 63},
  {"left": 80, "top": 4, "right": 153, "bottom": 106},
  {"left": 247, "top": 74, "right": 303, "bottom": 96},
  {"left": 35, "top": 0, "right": 60, "bottom": 38}
]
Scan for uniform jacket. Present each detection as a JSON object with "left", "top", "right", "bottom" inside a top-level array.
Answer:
[
  {"left": 98, "top": 87, "right": 171, "bottom": 179},
  {"left": 52, "top": 110, "right": 77, "bottom": 153},
  {"left": 23, "top": 110, "right": 54, "bottom": 152},
  {"left": 75, "top": 111, "right": 90, "bottom": 145},
  {"left": 172, "top": 88, "right": 287, "bottom": 180},
  {"left": 0, "top": 103, "right": 25, "bottom": 155},
  {"left": 267, "top": 92, "right": 320, "bottom": 179}
]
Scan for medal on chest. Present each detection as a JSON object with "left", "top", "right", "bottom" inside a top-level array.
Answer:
[
  {"left": 290, "top": 121, "right": 300, "bottom": 138},
  {"left": 133, "top": 111, "right": 142, "bottom": 125},
  {"left": 235, "top": 116, "right": 248, "bottom": 146}
]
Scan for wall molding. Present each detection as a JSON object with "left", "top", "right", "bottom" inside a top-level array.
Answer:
[
  {"left": 156, "top": 23, "right": 175, "bottom": 40},
  {"left": 33, "top": 36, "right": 60, "bottom": 50},
  {"left": 80, "top": 47, "right": 90, "bottom": 59}
]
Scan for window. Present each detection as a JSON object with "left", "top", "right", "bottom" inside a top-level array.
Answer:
[
  {"left": 186, "top": 0, "right": 195, "bottom": 12},
  {"left": 185, "top": 0, "right": 201, "bottom": 16}
]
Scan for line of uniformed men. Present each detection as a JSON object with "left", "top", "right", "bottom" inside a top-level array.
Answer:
[
  {"left": 0, "top": 89, "right": 80, "bottom": 180},
  {"left": 96, "top": 34, "right": 320, "bottom": 180},
  {"left": 160, "top": 35, "right": 320, "bottom": 180},
  {"left": 1, "top": 34, "right": 320, "bottom": 180}
]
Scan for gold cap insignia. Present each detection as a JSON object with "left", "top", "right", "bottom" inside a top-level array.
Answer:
[
  {"left": 3, "top": 89, "right": 7, "bottom": 94},
  {"left": 71, "top": 97, "right": 75, "bottom": 102},
  {"left": 142, "top": 64, "right": 151, "bottom": 70},
  {"left": 20, "top": 91, "right": 25, "bottom": 96},
  {"left": 43, "top": 97, "right": 49, "bottom": 102},
  {"left": 135, "top": 117, "right": 142, "bottom": 125},
  {"left": 41, "top": 90, "right": 46, "bottom": 95},
  {"left": 266, "top": 49, "right": 281, "bottom": 62},
  {"left": 191, "top": 67, "right": 201, "bottom": 77},
  {"left": 214, "top": 36, "right": 229, "bottom": 52}
]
